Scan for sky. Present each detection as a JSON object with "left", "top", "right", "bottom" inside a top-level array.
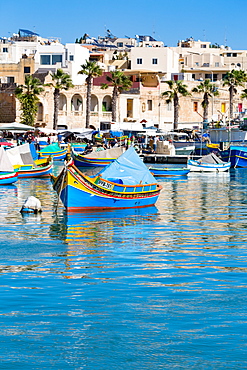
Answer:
[{"left": 1, "top": 0, "right": 247, "bottom": 50}]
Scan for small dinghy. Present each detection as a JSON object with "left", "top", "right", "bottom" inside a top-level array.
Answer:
[
  {"left": 149, "top": 167, "right": 190, "bottom": 177},
  {"left": 187, "top": 153, "right": 231, "bottom": 172}
]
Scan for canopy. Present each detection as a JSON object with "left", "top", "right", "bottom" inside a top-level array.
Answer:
[
  {"left": 198, "top": 153, "right": 224, "bottom": 164},
  {"left": 84, "top": 147, "right": 124, "bottom": 159},
  {"left": 39, "top": 143, "right": 61, "bottom": 153},
  {"left": 0, "top": 122, "right": 35, "bottom": 131},
  {"left": 6, "top": 143, "right": 36, "bottom": 166},
  {"left": 0, "top": 147, "right": 14, "bottom": 172},
  {"left": 99, "top": 146, "right": 157, "bottom": 185}
]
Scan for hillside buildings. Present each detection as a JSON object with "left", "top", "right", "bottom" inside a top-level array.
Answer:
[{"left": 0, "top": 30, "right": 246, "bottom": 131}]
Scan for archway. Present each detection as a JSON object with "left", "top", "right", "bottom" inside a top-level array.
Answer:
[
  {"left": 102, "top": 95, "right": 112, "bottom": 112},
  {"left": 71, "top": 94, "right": 83, "bottom": 111},
  {"left": 91, "top": 95, "right": 98, "bottom": 112},
  {"left": 59, "top": 94, "right": 67, "bottom": 111}
]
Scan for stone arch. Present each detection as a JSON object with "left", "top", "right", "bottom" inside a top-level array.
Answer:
[
  {"left": 91, "top": 94, "right": 98, "bottom": 112},
  {"left": 71, "top": 94, "right": 83, "bottom": 111},
  {"left": 59, "top": 94, "right": 67, "bottom": 111},
  {"left": 102, "top": 95, "right": 112, "bottom": 112},
  {"left": 37, "top": 102, "right": 43, "bottom": 121}
]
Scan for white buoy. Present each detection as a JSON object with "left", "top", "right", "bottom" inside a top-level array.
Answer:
[{"left": 20, "top": 196, "right": 42, "bottom": 214}]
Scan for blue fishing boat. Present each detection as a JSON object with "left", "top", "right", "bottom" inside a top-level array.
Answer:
[
  {"left": 51, "top": 147, "right": 162, "bottom": 211},
  {"left": 38, "top": 143, "right": 67, "bottom": 160},
  {"left": 72, "top": 146, "right": 124, "bottom": 167},
  {"left": 220, "top": 146, "right": 247, "bottom": 167},
  {"left": 149, "top": 167, "right": 190, "bottom": 177}
]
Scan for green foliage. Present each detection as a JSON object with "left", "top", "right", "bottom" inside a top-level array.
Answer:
[
  {"left": 15, "top": 75, "right": 44, "bottom": 126},
  {"left": 78, "top": 61, "right": 103, "bottom": 80},
  {"left": 50, "top": 68, "right": 74, "bottom": 90},
  {"left": 192, "top": 79, "right": 219, "bottom": 108},
  {"left": 101, "top": 70, "right": 132, "bottom": 92},
  {"left": 223, "top": 69, "right": 247, "bottom": 88}
]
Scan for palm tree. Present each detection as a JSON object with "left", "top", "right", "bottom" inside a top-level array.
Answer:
[
  {"left": 15, "top": 75, "right": 44, "bottom": 126},
  {"left": 78, "top": 61, "right": 102, "bottom": 128},
  {"left": 192, "top": 79, "right": 219, "bottom": 123},
  {"left": 161, "top": 80, "right": 191, "bottom": 131},
  {"left": 101, "top": 70, "right": 132, "bottom": 122},
  {"left": 223, "top": 69, "right": 247, "bottom": 121},
  {"left": 49, "top": 69, "right": 74, "bottom": 130}
]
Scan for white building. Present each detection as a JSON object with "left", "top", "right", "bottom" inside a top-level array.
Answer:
[{"left": 130, "top": 47, "right": 179, "bottom": 79}]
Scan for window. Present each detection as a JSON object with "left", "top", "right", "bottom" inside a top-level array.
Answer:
[
  {"left": 117, "top": 42, "right": 123, "bottom": 47},
  {"left": 152, "top": 58, "right": 158, "bottom": 64},
  {"left": 52, "top": 55, "right": 62, "bottom": 65},
  {"left": 69, "top": 55, "right": 74, "bottom": 61},
  {"left": 167, "top": 102, "right": 172, "bottom": 111},
  {"left": 192, "top": 74, "right": 195, "bottom": 80},
  {"left": 226, "top": 53, "right": 232, "bottom": 57},
  {"left": 201, "top": 44, "right": 207, "bottom": 48},
  {"left": 215, "top": 62, "right": 219, "bottom": 67},
  {"left": 205, "top": 74, "right": 218, "bottom": 81},
  {"left": 147, "top": 100, "right": 152, "bottom": 110},
  {"left": 7, "top": 77, "right": 14, "bottom": 83},
  {"left": 193, "top": 102, "right": 198, "bottom": 112},
  {"left": 3, "top": 48, "right": 8, "bottom": 52},
  {"left": 40, "top": 55, "right": 51, "bottom": 65},
  {"left": 232, "top": 53, "right": 237, "bottom": 57},
  {"left": 137, "top": 58, "right": 142, "bottom": 65},
  {"left": 24, "top": 66, "right": 30, "bottom": 73}
]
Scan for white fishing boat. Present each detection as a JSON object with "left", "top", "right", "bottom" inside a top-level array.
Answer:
[{"left": 187, "top": 153, "right": 231, "bottom": 172}]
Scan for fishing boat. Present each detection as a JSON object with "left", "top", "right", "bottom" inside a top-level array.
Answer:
[
  {"left": 72, "top": 146, "right": 125, "bottom": 167},
  {"left": 0, "top": 147, "right": 18, "bottom": 185},
  {"left": 187, "top": 153, "right": 231, "bottom": 172},
  {"left": 220, "top": 146, "right": 247, "bottom": 168},
  {"left": 38, "top": 143, "right": 67, "bottom": 160},
  {"left": 6, "top": 143, "right": 53, "bottom": 178},
  {"left": 51, "top": 147, "right": 162, "bottom": 211},
  {"left": 149, "top": 167, "right": 190, "bottom": 177}
]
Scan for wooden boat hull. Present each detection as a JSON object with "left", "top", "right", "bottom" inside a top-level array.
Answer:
[
  {"left": 52, "top": 165, "right": 161, "bottom": 211},
  {"left": 221, "top": 146, "right": 247, "bottom": 167},
  {"left": 150, "top": 167, "right": 190, "bottom": 177},
  {"left": 73, "top": 154, "right": 115, "bottom": 167},
  {"left": 17, "top": 163, "right": 53, "bottom": 178},
  {"left": 187, "top": 159, "right": 231, "bottom": 172},
  {"left": 0, "top": 171, "right": 18, "bottom": 185},
  {"left": 39, "top": 149, "right": 67, "bottom": 161}
]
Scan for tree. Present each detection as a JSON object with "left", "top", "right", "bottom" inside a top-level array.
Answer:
[
  {"left": 161, "top": 80, "right": 191, "bottom": 130},
  {"left": 101, "top": 70, "right": 132, "bottom": 122},
  {"left": 192, "top": 79, "right": 219, "bottom": 123},
  {"left": 78, "top": 61, "right": 102, "bottom": 128},
  {"left": 49, "top": 69, "right": 74, "bottom": 130},
  {"left": 223, "top": 69, "right": 247, "bottom": 120},
  {"left": 15, "top": 75, "right": 44, "bottom": 126}
]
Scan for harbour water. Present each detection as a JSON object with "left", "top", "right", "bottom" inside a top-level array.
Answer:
[{"left": 0, "top": 164, "right": 247, "bottom": 369}]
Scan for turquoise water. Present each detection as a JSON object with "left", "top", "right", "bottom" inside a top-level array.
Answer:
[{"left": 0, "top": 165, "right": 247, "bottom": 369}]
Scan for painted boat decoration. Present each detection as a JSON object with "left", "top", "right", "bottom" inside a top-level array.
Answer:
[
  {"left": 51, "top": 146, "right": 162, "bottom": 211},
  {"left": 6, "top": 143, "right": 53, "bottom": 178},
  {"left": 187, "top": 153, "right": 231, "bottom": 172},
  {"left": 0, "top": 146, "right": 18, "bottom": 185},
  {"left": 38, "top": 143, "right": 67, "bottom": 160},
  {"left": 149, "top": 167, "right": 190, "bottom": 177},
  {"left": 72, "top": 146, "right": 125, "bottom": 167},
  {"left": 220, "top": 146, "right": 247, "bottom": 167}
]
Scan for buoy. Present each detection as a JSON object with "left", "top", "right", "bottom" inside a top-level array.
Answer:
[{"left": 20, "top": 196, "right": 42, "bottom": 214}]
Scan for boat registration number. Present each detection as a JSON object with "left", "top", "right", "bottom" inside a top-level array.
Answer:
[{"left": 98, "top": 179, "right": 113, "bottom": 190}]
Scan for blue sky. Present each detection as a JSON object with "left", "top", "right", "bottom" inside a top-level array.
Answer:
[{"left": 1, "top": 0, "right": 247, "bottom": 50}]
